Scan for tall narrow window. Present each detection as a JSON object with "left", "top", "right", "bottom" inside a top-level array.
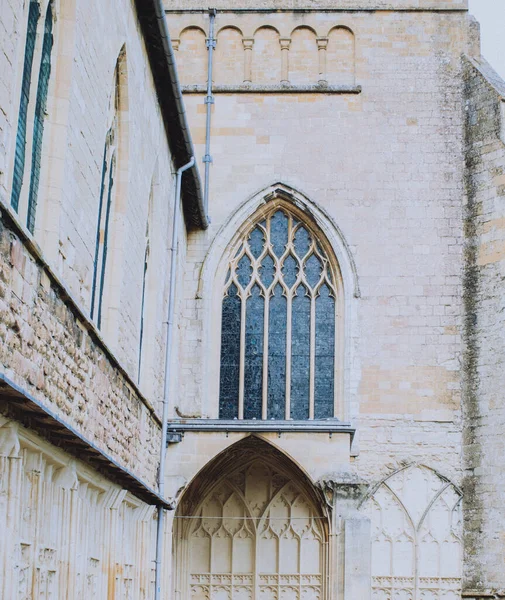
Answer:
[
  {"left": 27, "top": 4, "right": 54, "bottom": 233},
  {"left": 90, "top": 134, "right": 116, "bottom": 328},
  {"left": 219, "top": 204, "right": 339, "bottom": 420},
  {"left": 11, "top": 0, "right": 41, "bottom": 212},
  {"left": 138, "top": 185, "right": 153, "bottom": 383},
  {"left": 90, "top": 59, "right": 122, "bottom": 328}
]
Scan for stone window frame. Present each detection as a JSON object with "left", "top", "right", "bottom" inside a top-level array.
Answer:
[
  {"left": 198, "top": 183, "right": 360, "bottom": 422},
  {"left": 90, "top": 45, "right": 129, "bottom": 339}
]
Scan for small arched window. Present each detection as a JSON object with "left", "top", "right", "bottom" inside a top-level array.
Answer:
[{"left": 219, "top": 203, "right": 341, "bottom": 421}]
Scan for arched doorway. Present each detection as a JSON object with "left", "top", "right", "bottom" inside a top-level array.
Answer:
[{"left": 173, "top": 437, "right": 329, "bottom": 600}]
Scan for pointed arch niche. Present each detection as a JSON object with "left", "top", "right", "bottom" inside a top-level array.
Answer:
[
  {"left": 361, "top": 464, "right": 463, "bottom": 599},
  {"left": 198, "top": 184, "right": 359, "bottom": 422},
  {"left": 173, "top": 436, "right": 330, "bottom": 600}
]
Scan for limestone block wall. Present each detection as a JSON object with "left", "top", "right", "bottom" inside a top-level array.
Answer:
[
  {"left": 172, "top": 7, "right": 468, "bottom": 483},
  {"left": 463, "top": 56, "right": 505, "bottom": 594},
  {"left": 0, "top": 0, "right": 198, "bottom": 484},
  {"left": 0, "top": 0, "right": 180, "bottom": 399},
  {"left": 0, "top": 211, "right": 161, "bottom": 487},
  {"left": 0, "top": 416, "right": 163, "bottom": 599}
]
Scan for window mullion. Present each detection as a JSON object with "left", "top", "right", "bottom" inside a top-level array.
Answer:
[
  {"left": 285, "top": 290, "right": 292, "bottom": 420},
  {"left": 238, "top": 291, "right": 247, "bottom": 419},
  {"left": 309, "top": 294, "right": 316, "bottom": 419},
  {"left": 262, "top": 293, "right": 270, "bottom": 420}
]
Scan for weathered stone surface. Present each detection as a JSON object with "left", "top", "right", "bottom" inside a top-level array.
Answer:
[{"left": 463, "top": 55, "right": 505, "bottom": 593}]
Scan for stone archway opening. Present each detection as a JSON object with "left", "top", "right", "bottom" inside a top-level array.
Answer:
[{"left": 173, "top": 436, "right": 330, "bottom": 600}]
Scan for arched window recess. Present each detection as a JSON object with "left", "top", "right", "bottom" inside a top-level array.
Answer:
[{"left": 219, "top": 200, "right": 344, "bottom": 422}]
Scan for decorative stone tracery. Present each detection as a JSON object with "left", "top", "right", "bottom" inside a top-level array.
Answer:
[
  {"left": 219, "top": 202, "right": 342, "bottom": 422},
  {"left": 362, "top": 464, "right": 463, "bottom": 600},
  {"left": 174, "top": 438, "right": 329, "bottom": 600}
]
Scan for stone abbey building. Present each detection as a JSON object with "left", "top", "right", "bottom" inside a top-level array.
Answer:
[{"left": 0, "top": 0, "right": 504, "bottom": 598}]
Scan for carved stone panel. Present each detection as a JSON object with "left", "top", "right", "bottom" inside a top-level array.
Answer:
[
  {"left": 363, "top": 465, "right": 462, "bottom": 600},
  {"left": 184, "top": 459, "right": 327, "bottom": 600}
]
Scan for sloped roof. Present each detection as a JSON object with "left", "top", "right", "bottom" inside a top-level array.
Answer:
[{"left": 134, "top": 0, "right": 209, "bottom": 231}]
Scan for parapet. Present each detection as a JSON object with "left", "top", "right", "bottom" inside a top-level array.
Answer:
[{"left": 165, "top": 0, "right": 468, "bottom": 12}]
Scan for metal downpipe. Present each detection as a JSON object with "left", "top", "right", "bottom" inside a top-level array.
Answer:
[
  {"left": 203, "top": 8, "right": 217, "bottom": 213},
  {"left": 154, "top": 156, "right": 195, "bottom": 600}
]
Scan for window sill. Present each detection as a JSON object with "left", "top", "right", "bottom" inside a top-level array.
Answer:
[{"left": 166, "top": 418, "right": 355, "bottom": 443}]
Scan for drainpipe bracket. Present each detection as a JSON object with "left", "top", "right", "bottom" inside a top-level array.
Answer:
[
  {"left": 206, "top": 39, "right": 216, "bottom": 49},
  {"left": 205, "top": 95, "right": 215, "bottom": 105},
  {"left": 167, "top": 431, "right": 183, "bottom": 444},
  {"left": 203, "top": 155, "right": 213, "bottom": 164}
]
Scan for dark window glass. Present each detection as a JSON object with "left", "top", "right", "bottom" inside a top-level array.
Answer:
[
  {"left": 27, "top": 4, "right": 53, "bottom": 233},
  {"left": 11, "top": 1, "right": 41, "bottom": 212},
  {"left": 315, "top": 284, "right": 335, "bottom": 418},
  {"left": 219, "top": 207, "right": 337, "bottom": 421},
  {"left": 219, "top": 284, "right": 241, "bottom": 419},
  {"left": 244, "top": 285, "right": 264, "bottom": 419},
  {"left": 268, "top": 284, "right": 287, "bottom": 419},
  {"left": 291, "top": 285, "right": 310, "bottom": 419}
]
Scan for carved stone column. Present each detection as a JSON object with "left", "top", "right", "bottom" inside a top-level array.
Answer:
[
  {"left": 317, "top": 37, "right": 329, "bottom": 84},
  {"left": 279, "top": 38, "right": 291, "bottom": 83},
  {"left": 318, "top": 472, "right": 371, "bottom": 600},
  {"left": 242, "top": 38, "right": 254, "bottom": 83},
  {"left": 0, "top": 420, "right": 22, "bottom": 600}
]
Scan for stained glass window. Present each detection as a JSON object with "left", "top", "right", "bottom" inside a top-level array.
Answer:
[{"left": 219, "top": 206, "right": 338, "bottom": 420}]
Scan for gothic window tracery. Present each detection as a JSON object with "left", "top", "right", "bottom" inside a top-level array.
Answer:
[{"left": 219, "top": 204, "right": 340, "bottom": 421}]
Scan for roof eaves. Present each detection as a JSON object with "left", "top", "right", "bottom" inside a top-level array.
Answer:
[{"left": 134, "top": 0, "right": 209, "bottom": 230}]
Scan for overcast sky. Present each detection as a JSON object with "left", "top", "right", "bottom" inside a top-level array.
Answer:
[{"left": 468, "top": 0, "right": 505, "bottom": 79}]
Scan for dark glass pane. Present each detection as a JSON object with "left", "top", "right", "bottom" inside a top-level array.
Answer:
[
  {"left": 237, "top": 253, "right": 252, "bottom": 288},
  {"left": 305, "top": 254, "right": 323, "bottom": 288},
  {"left": 294, "top": 226, "right": 311, "bottom": 258},
  {"left": 260, "top": 253, "right": 275, "bottom": 288},
  {"left": 11, "top": 0, "right": 40, "bottom": 211},
  {"left": 268, "top": 285, "right": 287, "bottom": 419},
  {"left": 249, "top": 226, "right": 265, "bottom": 259},
  {"left": 27, "top": 4, "right": 53, "bottom": 233},
  {"left": 219, "top": 285, "right": 241, "bottom": 419},
  {"left": 270, "top": 211, "right": 289, "bottom": 257},
  {"left": 244, "top": 286, "right": 264, "bottom": 419},
  {"left": 291, "top": 286, "right": 310, "bottom": 420},
  {"left": 282, "top": 254, "right": 298, "bottom": 289},
  {"left": 314, "top": 285, "right": 335, "bottom": 419}
]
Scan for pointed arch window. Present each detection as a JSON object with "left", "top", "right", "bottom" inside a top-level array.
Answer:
[
  {"left": 219, "top": 204, "right": 341, "bottom": 421},
  {"left": 90, "top": 50, "right": 127, "bottom": 330}
]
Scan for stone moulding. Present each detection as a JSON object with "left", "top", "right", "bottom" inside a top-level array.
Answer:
[
  {"left": 166, "top": 418, "right": 355, "bottom": 438},
  {"left": 461, "top": 594, "right": 505, "bottom": 599},
  {"left": 165, "top": 6, "right": 469, "bottom": 14},
  {"left": 182, "top": 83, "right": 362, "bottom": 94},
  {"left": 0, "top": 372, "right": 172, "bottom": 509}
]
